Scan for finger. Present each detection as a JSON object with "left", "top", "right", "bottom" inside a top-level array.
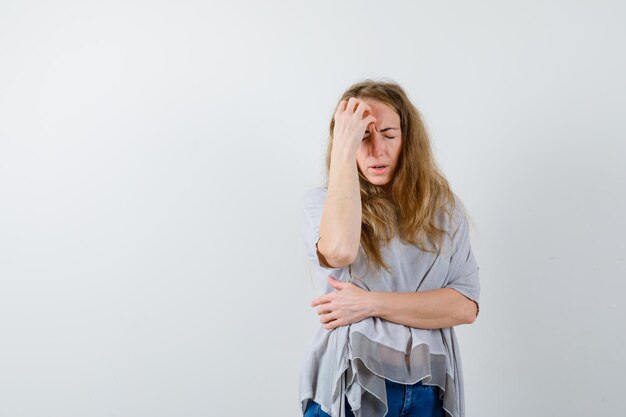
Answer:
[
  {"left": 335, "top": 99, "right": 348, "bottom": 114},
  {"left": 311, "top": 296, "right": 329, "bottom": 307},
  {"left": 320, "top": 311, "right": 337, "bottom": 324},
  {"left": 316, "top": 305, "right": 332, "bottom": 315},
  {"left": 362, "top": 114, "right": 376, "bottom": 128},
  {"left": 345, "top": 97, "right": 359, "bottom": 113},
  {"left": 328, "top": 275, "right": 342, "bottom": 283},
  {"left": 325, "top": 318, "right": 340, "bottom": 330},
  {"left": 354, "top": 100, "right": 371, "bottom": 119},
  {"left": 362, "top": 103, "right": 373, "bottom": 118},
  {"left": 328, "top": 276, "right": 343, "bottom": 288}
]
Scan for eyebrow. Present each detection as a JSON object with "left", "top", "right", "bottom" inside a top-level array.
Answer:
[{"left": 364, "top": 127, "right": 399, "bottom": 134}]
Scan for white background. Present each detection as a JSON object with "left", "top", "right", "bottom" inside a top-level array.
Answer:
[{"left": 1, "top": 1, "right": 625, "bottom": 416}]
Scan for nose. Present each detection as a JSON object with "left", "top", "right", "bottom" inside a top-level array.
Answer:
[{"left": 368, "top": 131, "right": 386, "bottom": 156}]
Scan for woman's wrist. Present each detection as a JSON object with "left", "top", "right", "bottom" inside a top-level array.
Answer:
[
  {"left": 330, "top": 144, "right": 357, "bottom": 162},
  {"left": 365, "top": 291, "right": 380, "bottom": 318}
]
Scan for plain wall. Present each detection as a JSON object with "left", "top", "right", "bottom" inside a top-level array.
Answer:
[{"left": 1, "top": 1, "right": 625, "bottom": 416}]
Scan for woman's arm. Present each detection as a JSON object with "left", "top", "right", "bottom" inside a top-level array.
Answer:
[
  {"left": 317, "top": 98, "right": 374, "bottom": 267},
  {"left": 318, "top": 148, "right": 361, "bottom": 267},
  {"left": 312, "top": 276, "right": 478, "bottom": 330},
  {"left": 368, "top": 287, "right": 478, "bottom": 329}
]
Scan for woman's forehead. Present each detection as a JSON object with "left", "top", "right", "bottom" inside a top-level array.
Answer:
[
  {"left": 362, "top": 98, "right": 398, "bottom": 115},
  {"left": 363, "top": 99, "right": 400, "bottom": 127}
]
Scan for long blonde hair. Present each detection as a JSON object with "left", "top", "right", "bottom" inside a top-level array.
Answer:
[{"left": 324, "top": 79, "right": 463, "bottom": 273}]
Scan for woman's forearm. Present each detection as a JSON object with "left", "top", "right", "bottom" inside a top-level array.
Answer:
[
  {"left": 367, "top": 288, "right": 478, "bottom": 329},
  {"left": 318, "top": 148, "right": 362, "bottom": 266}
]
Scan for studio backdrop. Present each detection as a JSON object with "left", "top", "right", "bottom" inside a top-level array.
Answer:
[{"left": 1, "top": 1, "right": 624, "bottom": 416}]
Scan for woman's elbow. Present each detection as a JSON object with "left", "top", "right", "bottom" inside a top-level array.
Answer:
[
  {"left": 317, "top": 240, "right": 358, "bottom": 268},
  {"left": 463, "top": 300, "right": 479, "bottom": 324}
]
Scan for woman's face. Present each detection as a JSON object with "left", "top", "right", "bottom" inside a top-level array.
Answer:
[{"left": 355, "top": 99, "right": 402, "bottom": 190}]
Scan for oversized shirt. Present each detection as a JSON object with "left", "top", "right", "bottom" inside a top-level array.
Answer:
[{"left": 298, "top": 186, "right": 481, "bottom": 417}]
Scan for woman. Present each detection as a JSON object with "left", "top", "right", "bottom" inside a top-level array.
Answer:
[{"left": 299, "top": 80, "right": 481, "bottom": 417}]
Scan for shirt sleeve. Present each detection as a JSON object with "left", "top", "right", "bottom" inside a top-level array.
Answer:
[
  {"left": 442, "top": 199, "right": 481, "bottom": 316},
  {"left": 301, "top": 187, "right": 351, "bottom": 292}
]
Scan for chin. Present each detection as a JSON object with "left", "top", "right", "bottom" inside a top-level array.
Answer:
[{"left": 367, "top": 177, "right": 391, "bottom": 187}]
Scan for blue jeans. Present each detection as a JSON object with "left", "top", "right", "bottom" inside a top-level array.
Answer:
[{"left": 304, "top": 379, "right": 445, "bottom": 417}]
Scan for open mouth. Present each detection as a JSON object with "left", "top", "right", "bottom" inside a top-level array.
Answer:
[{"left": 370, "top": 165, "right": 388, "bottom": 174}]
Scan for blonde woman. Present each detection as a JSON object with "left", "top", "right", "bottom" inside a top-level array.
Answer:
[{"left": 299, "top": 80, "right": 481, "bottom": 417}]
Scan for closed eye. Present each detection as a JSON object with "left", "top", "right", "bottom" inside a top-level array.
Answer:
[{"left": 362, "top": 135, "right": 396, "bottom": 140}]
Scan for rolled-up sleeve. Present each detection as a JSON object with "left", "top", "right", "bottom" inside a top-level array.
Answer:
[
  {"left": 301, "top": 187, "right": 351, "bottom": 291},
  {"left": 443, "top": 202, "right": 481, "bottom": 315}
]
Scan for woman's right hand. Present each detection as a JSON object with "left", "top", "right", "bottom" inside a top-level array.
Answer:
[{"left": 331, "top": 97, "right": 376, "bottom": 156}]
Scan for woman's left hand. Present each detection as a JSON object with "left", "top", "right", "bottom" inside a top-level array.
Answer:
[{"left": 310, "top": 276, "right": 374, "bottom": 330}]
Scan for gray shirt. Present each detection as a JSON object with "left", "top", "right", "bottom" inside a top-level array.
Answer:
[{"left": 298, "top": 186, "right": 481, "bottom": 417}]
